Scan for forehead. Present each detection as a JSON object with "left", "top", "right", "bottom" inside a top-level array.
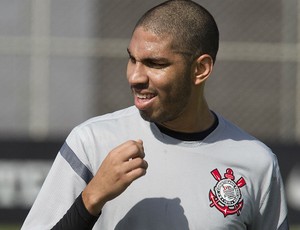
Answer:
[{"left": 128, "top": 27, "right": 179, "bottom": 57}]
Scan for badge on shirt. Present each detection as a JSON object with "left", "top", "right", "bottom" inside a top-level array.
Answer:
[{"left": 209, "top": 168, "right": 246, "bottom": 217}]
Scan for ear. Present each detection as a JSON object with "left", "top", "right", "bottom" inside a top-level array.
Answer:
[{"left": 193, "top": 54, "right": 214, "bottom": 85}]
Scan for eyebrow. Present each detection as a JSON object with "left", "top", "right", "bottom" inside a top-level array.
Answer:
[{"left": 127, "top": 48, "right": 170, "bottom": 63}]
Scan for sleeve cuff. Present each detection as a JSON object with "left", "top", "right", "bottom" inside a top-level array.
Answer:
[{"left": 75, "top": 193, "right": 101, "bottom": 225}]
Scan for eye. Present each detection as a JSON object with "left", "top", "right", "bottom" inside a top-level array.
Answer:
[{"left": 145, "top": 60, "right": 169, "bottom": 69}]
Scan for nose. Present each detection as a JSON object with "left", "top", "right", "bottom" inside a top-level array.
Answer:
[{"left": 127, "top": 61, "right": 148, "bottom": 87}]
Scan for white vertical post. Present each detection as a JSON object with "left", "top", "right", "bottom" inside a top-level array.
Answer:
[
  {"left": 29, "top": 0, "right": 51, "bottom": 140},
  {"left": 296, "top": 1, "right": 300, "bottom": 142},
  {"left": 280, "top": 0, "right": 298, "bottom": 143}
]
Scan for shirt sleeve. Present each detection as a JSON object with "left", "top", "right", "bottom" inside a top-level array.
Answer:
[
  {"left": 21, "top": 127, "right": 96, "bottom": 230},
  {"left": 252, "top": 156, "right": 289, "bottom": 230},
  {"left": 51, "top": 193, "right": 100, "bottom": 230}
]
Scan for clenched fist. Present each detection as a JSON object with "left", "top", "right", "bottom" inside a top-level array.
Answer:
[{"left": 82, "top": 140, "right": 148, "bottom": 216}]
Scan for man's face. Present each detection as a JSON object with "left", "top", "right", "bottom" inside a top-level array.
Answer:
[{"left": 127, "top": 27, "right": 195, "bottom": 125}]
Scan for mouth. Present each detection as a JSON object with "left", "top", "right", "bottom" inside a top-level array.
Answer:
[
  {"left": 133, "top": 91, "right": 157, "bottom": 110},
  {"left": 135, "top": 92, "right": 156, "bottom": 99}
]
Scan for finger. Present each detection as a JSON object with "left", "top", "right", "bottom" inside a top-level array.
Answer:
[
  {"left": 136, "top": 139, "right": 143, "bottom": 145},
  {"left": 132, "top": 139, "right": 145, "bottom": 158},
  {"left": 124, "top": 158, "right": 148, "bottom": 173},
  {"left": 120, "top": 140, "right": 145, "bottom": 160},
  {"left": 126, "top": 161, "right": 148, "bottom": 181}
]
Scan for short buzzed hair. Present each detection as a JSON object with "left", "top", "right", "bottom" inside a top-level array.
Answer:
[{"left": 134, "top": 0, "right": 219, "bottom": 63}]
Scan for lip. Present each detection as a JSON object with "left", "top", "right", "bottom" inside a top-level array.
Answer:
[{"left": 133, "top": 91, "right": 157, "bottom": 110}]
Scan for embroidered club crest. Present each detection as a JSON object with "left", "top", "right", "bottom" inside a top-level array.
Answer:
[{"left": 209, "top": 168, "right": 246, "bottom": 217}]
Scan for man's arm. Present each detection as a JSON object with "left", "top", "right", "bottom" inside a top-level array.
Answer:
[
  {"left": 51, "top": 193, "right": 100, "bottom": 230},
  {"left": 51, "top": 139, "right": 148, "bottom": 229}
]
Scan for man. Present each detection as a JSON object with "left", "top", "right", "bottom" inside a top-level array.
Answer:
[{"left": 22, "top": 0, "right": 289, "bottom": 229}]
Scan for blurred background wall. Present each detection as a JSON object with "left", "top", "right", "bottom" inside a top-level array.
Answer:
[{"left": 0, "top": 0, "right": 299, "bottom": 227}]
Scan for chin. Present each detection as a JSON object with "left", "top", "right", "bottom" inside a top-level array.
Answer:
[
  {"left": 139, "top": 110, "right": 154, "bottom": 122},
  {"left": 138, "top": 109, "right": 174, "bottom": 124}
]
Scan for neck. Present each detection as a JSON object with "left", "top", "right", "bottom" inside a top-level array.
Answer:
[
  {"left": 159, "top": 98, "right": 215, "bottom": 133},
  {"left": 156, "top": 112, "right": 218, "bottom": 141}
]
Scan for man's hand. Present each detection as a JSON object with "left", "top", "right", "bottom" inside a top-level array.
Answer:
[{"left": 82, "top": 140, "right": 148, "bottom": 216}]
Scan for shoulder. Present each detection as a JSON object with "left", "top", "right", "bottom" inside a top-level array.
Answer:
[
  {"left": 63, "top": 106, "right": 144, "bottom": 169},
  {"left": 65, "top": 106, "right": 142, "bottom": 144},
  {"left": 215, "top": 113, "right": 258, "bottom": 142},
  {"left": 215, "top": 113, "right": 269, "bottom": 151},
  {"left": 79, "top": 106, "right": 140, "bottom": 127},
  {"left": 73, "top": 106, "right": 142, "bottom": 133},
  {"left": 213, "top": 113, "right": 279, "bottom": 171}
]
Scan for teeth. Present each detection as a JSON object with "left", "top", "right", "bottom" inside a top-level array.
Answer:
[{"left": 136, "top": 93, "right": 154, "bottom": 99}]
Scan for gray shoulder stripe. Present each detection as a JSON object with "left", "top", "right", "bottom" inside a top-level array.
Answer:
[
  {"left": 60, "top": 142, "right": 93, "bottom": 184},
  {"left": 278, "top": 217, "right": 289, "bottom": 230}
]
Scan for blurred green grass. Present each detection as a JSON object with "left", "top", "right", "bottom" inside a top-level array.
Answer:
[{"left": 0, "top": 226, "right": 21, "bottom": 230}]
